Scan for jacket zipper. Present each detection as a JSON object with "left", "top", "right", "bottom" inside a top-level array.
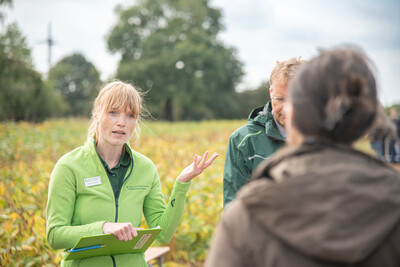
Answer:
[
  {"left": 94, "top": 145, "right": 135, "bottom": 266},
  {"left": 114, "top": 157, "right": 134, "bottom": 222},
  {"left": 110, "top": 158, "right": 133, "bottom": 267}
]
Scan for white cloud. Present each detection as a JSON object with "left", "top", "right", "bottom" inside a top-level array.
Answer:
[{"left": 213, "top": 0, "right": 400, "bottom": 105}]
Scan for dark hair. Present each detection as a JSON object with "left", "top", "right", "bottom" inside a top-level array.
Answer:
[{"left": 288, "top": 46, "right": 377, "bottom": 143}]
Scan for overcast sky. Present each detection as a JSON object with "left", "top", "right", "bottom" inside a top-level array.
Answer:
[{"left": 3, "top": 0, "right": 400, "bottom": 105}]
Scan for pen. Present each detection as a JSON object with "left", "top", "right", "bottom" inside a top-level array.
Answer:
[{"left": 70, "top": 244, "right": 104, "bottom": 253}]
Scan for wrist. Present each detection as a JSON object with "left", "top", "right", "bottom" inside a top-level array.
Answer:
[
  {"left": 102, "top": 222, "right": 110, "bottom": 234},
  {"left": 177, "top": 176, "right": 190, "bottom": 183},
  {"left": 177, "top": 173, "right": 189, "bottom": 183}
]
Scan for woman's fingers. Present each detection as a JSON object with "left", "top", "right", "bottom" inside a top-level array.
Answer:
[
  {"left": 117, "top": 228, "right": 128, "bottom": 241},
  {"left": 176, "top": 151, "right": 219, "bottom": 183},
  {"left": 198, "top": 151, "right": 209, "bottom": 166},
  {"left": 205, "top": 152, "right": 219, "bottom": 165},
  {"left": 123, "top": 231, "right": 129, "bottom": 241},
  {"left": 127, "top": 223, "right": 136, "bottom": 239},
  {"left": 104, "top": 222, "right": 142, "bottom": 241},
  {"left": 197, "top": 151, "right": 219, "bottom": 170},
  {"left": 125, "top": 225, "right": 133, "bottom": 240},
  {"left": 192, "top": 154, "right": 199, "bottom": 168}
]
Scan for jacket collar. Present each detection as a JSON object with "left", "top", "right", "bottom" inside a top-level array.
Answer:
[
  {"left": 248, "top": 102, "right": 285, "bottom": 141},
  {"left": 83, "top": 138, "right": 134, "bottom": 159}
]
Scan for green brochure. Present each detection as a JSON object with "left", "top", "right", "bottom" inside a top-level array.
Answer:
[{"left": 65, "top": 228, "right": 163, "bottom": 261}]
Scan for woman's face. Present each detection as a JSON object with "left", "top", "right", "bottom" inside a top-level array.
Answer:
[{"left": 96, "top": 107, "right": 137, "bottom": 149}]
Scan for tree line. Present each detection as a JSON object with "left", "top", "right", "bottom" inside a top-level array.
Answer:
[{"left": 0, "top": 0, "right": 270, "bottom": 122}]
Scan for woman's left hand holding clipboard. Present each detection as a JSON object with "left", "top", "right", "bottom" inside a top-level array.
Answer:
[{"left": 102, "top": 222, "right": 143, "bottom": 241}]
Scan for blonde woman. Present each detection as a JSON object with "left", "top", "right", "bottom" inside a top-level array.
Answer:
[{"left": 46, "top": 81, "right": 218, "bottom": 266}]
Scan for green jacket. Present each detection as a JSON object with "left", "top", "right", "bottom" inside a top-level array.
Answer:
[
  {"left": 46, "top": 140, "right": 191, "bottom": 267},
  {"left": 223, "top": 102, "right": 285, "bottom": 207}
]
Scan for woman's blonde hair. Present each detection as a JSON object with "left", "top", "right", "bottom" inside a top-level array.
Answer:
[{"left": 88, "top": 80, "right": 143, "bottom": 144}]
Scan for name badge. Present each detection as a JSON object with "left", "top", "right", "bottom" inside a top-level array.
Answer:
[{"left": 84, "top": 176, "right": 102, "bottom": 187}]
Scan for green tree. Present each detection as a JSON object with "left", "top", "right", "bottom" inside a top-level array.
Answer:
[
  {"left": 48, "top": 53, "right": 101, "bottom": 117},
  {"left": 236, "top": 81, "right": 270, "bottom": 118},
  {"left": 0, "top": 23, "right": 65, "bottom": 121},
  {"left": 107, "top": 0, "right": 243, "bottom": 120}
]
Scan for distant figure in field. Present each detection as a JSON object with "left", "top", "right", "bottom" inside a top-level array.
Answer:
[
  {"left": 206, "top": 46, "right": 400, "bottom": 267},
  {"left": 223, "top": 57, "right": 304, "bottom": 207},
  {"left": 368, "top": 105, "right": 397, "bottom": 161},
  {"left": 394, "top": 108, "right": 400, "bottom": 162},
  {"left": 388, "top": 107, "right": 400, "bottom": 162},
  {"left": 46, "top": 81, "right": 218, "bottom": 266}
]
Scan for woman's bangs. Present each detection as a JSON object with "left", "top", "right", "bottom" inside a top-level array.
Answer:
[{"left": 103, "top": 85, "right": 141, "bottom": 117}]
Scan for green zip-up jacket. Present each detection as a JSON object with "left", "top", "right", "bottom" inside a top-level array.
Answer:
[
  {"left": 223, "top": 102, "right": 285, "bottom": 207},
  {"left": 46, "top": 140, "right": 191, "bottom": 267}
]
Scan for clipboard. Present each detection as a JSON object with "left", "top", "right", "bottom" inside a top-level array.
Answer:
[{"left": 65, "top": 228, "right": 163, "bottom": 261}]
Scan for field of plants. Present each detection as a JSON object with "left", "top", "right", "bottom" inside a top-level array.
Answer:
[{"left": 0, "top": 119, "right": 377, "bottom": 266}]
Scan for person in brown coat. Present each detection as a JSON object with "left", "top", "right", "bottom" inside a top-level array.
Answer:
[{"left": 205, "top": 46, "right": 400, "bottom": 267}]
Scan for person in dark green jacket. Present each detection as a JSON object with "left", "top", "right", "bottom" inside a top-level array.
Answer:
[
  {"left": 46, "top": 81, "right": 219, "bottom": 267},
  {"left": 223, "top": 57, "right": 304, "bottom": 207}
]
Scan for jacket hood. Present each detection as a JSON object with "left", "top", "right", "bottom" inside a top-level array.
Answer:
[
  {"left": 238, "top": 142, "right": 400, "bottom": 264},
  {"left": 248, "top": 102, "right": 284, "bottom": 141}
]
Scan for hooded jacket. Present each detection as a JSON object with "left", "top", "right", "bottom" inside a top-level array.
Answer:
[
  {"left": 206, "top": 142, "right": 400, "bottom": 267},
  {"left": 46, "top": 140, "right": 191, "bottom": 267},
  {"left": 223, "top": 102, "right": 285, "bottom": 207}
]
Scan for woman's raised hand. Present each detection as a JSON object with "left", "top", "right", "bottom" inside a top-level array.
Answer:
[{"left": 177, "top": 151, "right": 219, "bottom": 183}]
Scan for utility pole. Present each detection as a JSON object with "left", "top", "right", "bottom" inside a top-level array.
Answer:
[{"left": 46, "top": 22, "right": 54, "bottom": 70}]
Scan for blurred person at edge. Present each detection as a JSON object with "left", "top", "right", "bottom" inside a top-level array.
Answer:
[
  {"left": 206, "top": 46, "right": 400, "bottom": 267},
  {"left": 368, "top": 104, "right": 397, "bottom": 162},
  {"left": 388, "top": 107, "right": 400, "bottom": 162},
  {"left": 46, "top": 80, "right": 219, "bottom": 267},
  {"left": 223, "top": 57, "right": 305, "bottom": 208}
]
